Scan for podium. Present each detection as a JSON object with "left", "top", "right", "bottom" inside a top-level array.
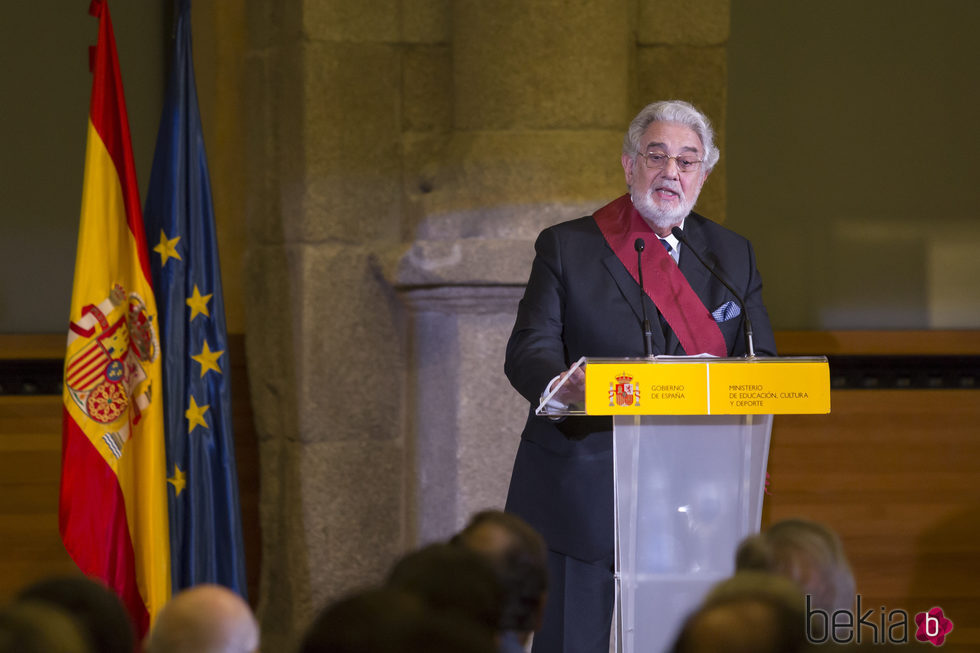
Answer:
[{"left": 536, "top": 355, "right": 830, "bottom": 653}]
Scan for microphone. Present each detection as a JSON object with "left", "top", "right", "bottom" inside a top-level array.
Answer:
[
  {"left": 670, "top": 226, "right": 756, "bottom": 358},
  {"left": 634, "top": 238, "right": 655, "bottom": 357}
]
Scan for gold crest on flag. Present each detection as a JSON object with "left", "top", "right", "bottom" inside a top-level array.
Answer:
[{"left": 65, "top": 283, "right": 158, "bottom": 459}]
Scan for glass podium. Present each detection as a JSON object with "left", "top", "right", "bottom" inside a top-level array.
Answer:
[{"left": 536, "top": 355, "right": 830, "bottom": 653}]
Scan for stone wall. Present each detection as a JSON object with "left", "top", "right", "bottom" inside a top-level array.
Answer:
[{"left": 240, "top": 1, "right": 729, "bottom": 649}]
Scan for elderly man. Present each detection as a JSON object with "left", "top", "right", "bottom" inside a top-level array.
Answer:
[
  {"left": 504, "top": 100, "right": 776, "bottom": 653},
  {"left": 144, "top": 584, "right": 258, "bottom": 653}
]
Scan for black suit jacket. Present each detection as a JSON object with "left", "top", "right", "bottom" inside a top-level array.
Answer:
[{"left": 503, "top": 210, "right": 776, "bottom": 563}]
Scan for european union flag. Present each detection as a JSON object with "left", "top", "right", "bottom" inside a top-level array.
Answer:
[{"left": 144, "top": 0, "right": 247, "bottom": 598}]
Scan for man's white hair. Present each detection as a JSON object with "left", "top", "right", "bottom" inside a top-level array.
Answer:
[{"left": 623, "top": 100, "right": 720, "bottom": 172}]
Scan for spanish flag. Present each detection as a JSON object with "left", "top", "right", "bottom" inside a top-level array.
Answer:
[{"left": 60, "top": 0, "right": 171, "bottom": 636}]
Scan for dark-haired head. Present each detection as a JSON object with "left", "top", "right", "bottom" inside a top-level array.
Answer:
[
  {"left": 386, "top": 542, "right": 504, "bottom": 638},
  {"left": 17, "top": 574, "right": 133, "bottom": 653},
  {"left": 299, "top": 587, "right": 494, "bottom": 653},
  {"left": 453, "top": 510, "right": 548, "bottom": 634}
]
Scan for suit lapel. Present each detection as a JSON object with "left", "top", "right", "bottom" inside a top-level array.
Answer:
[
  {"left": 677, "top": 215, "right": 713, "bottom": 303},
  {"left": 601, "top": 251, "right": 668, "bottom": 353}
]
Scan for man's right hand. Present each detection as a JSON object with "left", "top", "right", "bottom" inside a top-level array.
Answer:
[{"left": 551, "top": 365, "right": 586, "bottom": 406}]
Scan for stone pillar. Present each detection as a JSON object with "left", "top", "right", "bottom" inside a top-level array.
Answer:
[
  {"left": 242, "top": 3, "right": 409, "bottom": 650},
  {"left": 387, "top": 206, "right": 598, "bottom": 544},
  {"left": 399, "top": 286, "right": 524, "bottom": 542}
]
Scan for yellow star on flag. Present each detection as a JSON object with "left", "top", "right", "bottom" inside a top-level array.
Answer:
[
  {"left": 191, "top": 340, "right": 224, "bottom": 378},
  {"left": 186, "top": 285, "right": 213, "bottom": 321},
  {"left": 153, "top": 229, "right": 182, "bottom": 267},
  {"left": 168, "top": 464, "right": 187, "bottom": 496},
  {"left": 185, "top": 395, "right": 210, "bottom": 433}
]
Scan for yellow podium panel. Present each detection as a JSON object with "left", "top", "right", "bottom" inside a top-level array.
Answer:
[
  {"left": 583, "top": 358, "right": 830, "bottom": 416},
  {"left": 707, "top": 360, "right": 830, "bottom": 414},
  {"left": 585, "top": 362, "right": 708, "bottom": 415}
]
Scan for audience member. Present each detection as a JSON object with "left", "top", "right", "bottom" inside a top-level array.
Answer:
[
  {"left": 16, "top": 574, "right": 133, "bottom": 653},
  {"left": 0, "top": 600, "right": 92, "bottom": 653},
  {"left": 453, "top": 510, "right": 549, "bottom": 652},
  {"left": 736, "top": 518, "right": 856, "bottom": 620},
  {"left": 386, "top": 542, "right": 504, "bottom": 642},
  {"left": 298, "top": 587, "right": 494, "bottom": 653},
  {"left": 670, "top": 571, "right": 807, "bottom": 653},
  {"left": 145, "top": 584, "right": 258, "bottom": 653}
]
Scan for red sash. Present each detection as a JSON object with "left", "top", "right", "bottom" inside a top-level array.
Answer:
[{"left": 593, "top": 194, "right": 727, "bottom": 357}]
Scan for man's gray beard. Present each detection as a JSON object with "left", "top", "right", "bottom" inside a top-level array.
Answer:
[{"left": 633, "top": 188, "right": 696, "bottom": 230}]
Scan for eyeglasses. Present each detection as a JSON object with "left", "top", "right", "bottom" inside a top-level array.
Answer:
[{"left": 637, "top": 150, "right": 703, "bottom": 173}]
